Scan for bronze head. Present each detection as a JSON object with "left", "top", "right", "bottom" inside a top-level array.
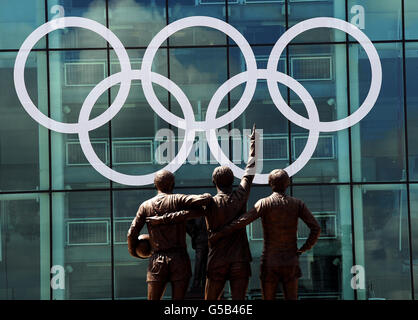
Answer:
[
  {"left": 268, "top": 169, "right": 290, "bottom": 193},
  {"left": 212, "top": 165, "right": 234, "bottom": 191},
  {"left": 154, "top": 169, "right": 175, "bottom": 193}
]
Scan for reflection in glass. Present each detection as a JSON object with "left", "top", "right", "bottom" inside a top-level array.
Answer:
[
  {"left": 353, "top": 185, "right": 412, "bottom": 300},
  {"left": 408, "top": 185, "right": 418, "bottom": 298},
  {"left": 289, "top": 44, "right": 349, "bottom": 183},
  {"left": 109, "top": 0, "right": 166, "bottom": 47},
  {"left": 349, "top": 43, "right": 406, "bottom": 182},
  {"left": 0, "top": 194, "right": 49, "bottom": 299},
  {"left": 403, "top": 0, "right": 418, "bottom": 40},
  {"left": 0, "top": 52, "right": 49, "bottom": 191},
  {"left": 0, "top": 0, "right": 45, "bottom": 50},
  {"left": 52, "top": 191, "right": 111, "bottom": 299},
  {"left": 168, "top": 0, "right": 226, "bottom": 46},
  {"left": 47, "top": 0, "right": 107, "bottom": 49},
  {"left": 405, "top": 42, "right": 418, "bottom": 181},
  {"left": 288, "top": 0, "right": 346, "bottom": 43},
  {"left": 347, "top": 0, "right": 402, "bottom": 41},
  {"left": 49, "top": 50, "right": 110, "bottom": 189},
  {"left": 228, "top": 1, "right": 285, "bottom": 45}
]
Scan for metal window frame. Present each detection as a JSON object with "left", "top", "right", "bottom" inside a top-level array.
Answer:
[
  {"left": 112, "top": 139, "right": 154, "bottom": 165},
  {"left": 290, "top": 55, "right": 333, "bottom": 81},
  {"left": 66, "top": 219, "right": 110, "bottom": 246},
  {"left": 64, "top": 60, "right": 107, "bottom": 87}
]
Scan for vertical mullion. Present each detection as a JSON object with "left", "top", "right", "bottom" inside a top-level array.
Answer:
[
  {"left": 44, "top": 0, "right": 53, "bottom": 301},
  {"left": 285, "top": 0, "right": 293, "bottom": 197},
  {"left": 401, "top": 0, "right": 415, "bottom": 300},
  {"left": 105, "top": 0, "right": 115, "bottom": 301},
  {"left": 345, "top": 0, "right": 358, "bottom": 301},
  {"left": 226, "top": 0, "right": 233, "bottom": 169}
]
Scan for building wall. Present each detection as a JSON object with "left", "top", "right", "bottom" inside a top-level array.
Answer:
[{"left": 0, "top": 0, "right": 417, "bottom": 300}]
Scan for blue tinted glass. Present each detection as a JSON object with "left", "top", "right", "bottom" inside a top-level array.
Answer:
[
  {"left": 409, "top": 185, "right": 418, "bottom": 299},
  {"left": 405, "top": 0, "right": 418, "bottom": 40},
  {"left": 47, "top": 0, "right": 107, "bottom": 48},
  {"left": 347, "top": 0, "right": 402, "bottom": 41},
  {"left": 289, "top": 44, "right": 349, "bottom": 183},
  {"left": 168, "top": 0, "right": 227, "bottom": 46},
  {"left": 0, "top": 0, "right": 45, "bottom": 50},
  {"left": 109, "top": 0, "right": 166, "bottom": 47},
  {"left": 52, "top": 191, "right": 112, "bottom": 299},
  {"left": 0, "top": 193, "right": 49, "bottom": 299},
  {"left": 288, "top": 0, "right": 346, "bottom": 43},
  {"left": 49, "top": 50, "right": 110, "bottom": 189},
  {"left": 405, "top": 42, "right": 418, "bottom": 181},
  {"left": 0, "top": 51, "right": 49, "bottom": 191},
  {"left": 349, "top": 43, "right": 406, "bottom": 182},
  {"left": 228, "top": 1, "right": 285, "bottom": 45},
  {"left": 353, "top": 185, "right": 412, "bottom": 300}
]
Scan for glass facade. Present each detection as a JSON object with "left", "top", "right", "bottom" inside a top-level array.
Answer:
[{"left": 0, "top": 0, "right": 416, "bottom": 300}]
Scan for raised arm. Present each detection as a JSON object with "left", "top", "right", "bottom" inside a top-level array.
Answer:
[
  {"left": 298, "top": 201, "right": 321, "bottom": 254},
  {"left": 239, "top": 124, "right": 258, "bottom": 193},
  {"left": 127, "top": 205, "right": 146, "bottom": 258}
]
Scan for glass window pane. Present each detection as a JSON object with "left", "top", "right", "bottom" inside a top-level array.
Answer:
[
  {"left": 0, "top": 0, "right": 45, "bottom": 50},
  {"left": 353, "top": 184, "right": 412, "bottom": 300},
  {"left": 229, "top": 45, "right": 289, "bottom": 182},
  {"left": 347, "top": 0, "right": 402, "bottom": 41},
  {"left": 0, "top": 193, "right": 49, "bottom": 299},
  {"left": 289, "top": 44, "right": 349, "bottom": 183},
  {"left": 168, "top": 0, "right": 227, "bottom": 46},
  {"left": 228, "top": 1, "right": 285, "bottom": 45},
  {"left": 49, "top": 50, "right": 110, "bottom": 189},
  {"left": 0, "top": 51, "right": 49, "bottom": 191},
  {"left": 109, "top": 0, "right": 166, "bottom": 47},
  {"left": 169, "top": 47, "right": 228, "bottom": 186},
  {"left": 349, "top": 43, "right": 406, "bottom": 182},
  {"left": 409, "top": 184, "right": 418, "bottom": 298},
  {"left": 110, "top": 49, "right": 175, "bottom": 189},
  {"left": 47, "top": 0, "right": 107, "bottom": 49},
  {"left": 405, "top": 42, "right": 418, "bottom": 181},
  {"left": 52, "top": 191, "right": 111, "bottom": 299},
  {"left": 288, "top": 0, "right": 346, "bottom": 43},
  {"left": 293, "top": 185, "right": 353, "bottom": 299},
  {"left": 404, "top": 0, "right": 418, "bottom": 40}
]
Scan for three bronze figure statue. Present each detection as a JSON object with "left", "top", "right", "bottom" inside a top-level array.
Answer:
[{"left": 127, "top": 124, "right": 321, "bottom": 300}]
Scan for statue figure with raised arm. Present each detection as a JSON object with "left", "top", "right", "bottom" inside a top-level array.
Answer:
[
  {"left": 210, "top": 169, "right": 321, "bottom": 300},
  {"left": 146, "top": 124, "right": 258, "bottom": 300}
]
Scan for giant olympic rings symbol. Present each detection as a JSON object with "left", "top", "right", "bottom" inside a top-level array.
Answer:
[{"left": 14, "top": 16, "right": 382, "bottom": 186}]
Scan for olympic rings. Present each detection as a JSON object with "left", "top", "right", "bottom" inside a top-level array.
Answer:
[{"left": 13, "top": 16, "right": 382, "bottom": 186}]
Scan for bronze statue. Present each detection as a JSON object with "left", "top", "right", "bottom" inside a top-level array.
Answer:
[
  {"left": 146, "top": 125, "right": 258, "bottom": 300},
  {"left": 209, "top": 169, "right": 321, "bottom": 300},
  {"left": 127, "top": 170, "right": 212, "bottom": 300}
]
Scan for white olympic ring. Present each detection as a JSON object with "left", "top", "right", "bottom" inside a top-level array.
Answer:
[{"left": 13, "top": 16, "right": 382, "bottom": 186}]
